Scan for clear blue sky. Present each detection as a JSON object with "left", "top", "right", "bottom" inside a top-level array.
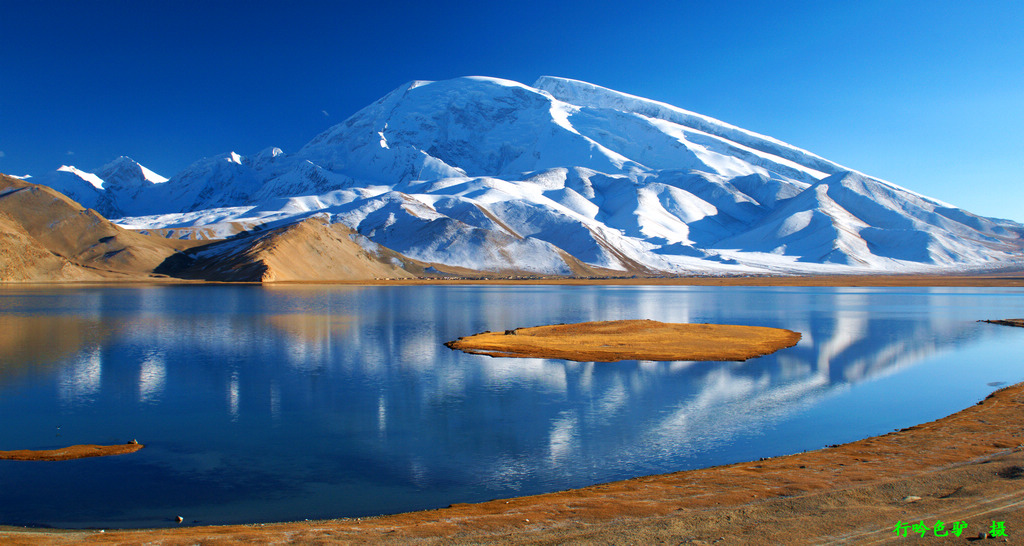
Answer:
[{"left": 2, "top": 0, "right": 1021, "bottom": 220}]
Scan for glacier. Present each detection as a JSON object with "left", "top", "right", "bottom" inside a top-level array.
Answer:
[{"left": 27, "top": 76, "right": 1024, "bottom": 276}]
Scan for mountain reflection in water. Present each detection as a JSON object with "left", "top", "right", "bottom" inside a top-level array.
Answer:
[{"left": 0, "top": 285, "right": 1022, "bottom": 528}]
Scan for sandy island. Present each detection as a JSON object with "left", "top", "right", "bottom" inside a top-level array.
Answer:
[
  {"left": 445, "top": 319, "right": 801, "bottom": 362},
  {"left": 982, "top": 318, "right": 1024, "bottom": 328},
  {"left": 1, "top": 310, "right": 1023, "bottom": 544},
  {"left": 0, "top": 442, "right": 143, "bottom": 462}
]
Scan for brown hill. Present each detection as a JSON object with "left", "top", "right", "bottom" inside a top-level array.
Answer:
[
  {"left": 157, "top": 216, "right": 420, "bottom": 282},
  {"left": 0, "top": 174, "right": 199, "bottom": 281}
]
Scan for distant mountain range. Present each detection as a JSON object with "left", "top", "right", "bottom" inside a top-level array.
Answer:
[{"left": 9, "top": 76, "right": 1024, "bottom": 280}]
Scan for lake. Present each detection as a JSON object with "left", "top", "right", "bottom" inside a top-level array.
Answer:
[{"left": 1, "top": 284, "right": 1023, "bottom": 529}]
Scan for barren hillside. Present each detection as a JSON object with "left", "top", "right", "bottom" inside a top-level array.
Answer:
[
  {"left": 0, "top": 174, "right": 196, "bottom": 281},
  {"left": 157, "top": 217, "right": 420, "bottom": 282}
]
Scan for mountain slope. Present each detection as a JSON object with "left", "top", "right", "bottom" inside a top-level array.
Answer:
[
  {"left": 533, "top": 76, "right": 845, "bottom": 182},
  {"left": 715, "top": 171, "right": 1023, "bottom": 266},
  {"left": 0, "top": 174, "right": 194, "bottom": 280},
  {"left": 157, "top": 217, "right": 419, "bottom": 282},
  {"left": 0, "top": 210, "right": 94, "bottom": 281}
]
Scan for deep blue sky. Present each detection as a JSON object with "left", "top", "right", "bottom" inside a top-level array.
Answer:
[{"left": 2, "top": 0, "right": 1021, "bottom": 220}]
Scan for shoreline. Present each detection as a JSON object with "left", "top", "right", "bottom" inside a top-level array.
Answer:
[
  {"left": 2, "top": 271, "right": 1024, "bottom": 288},
  {"left": 4, "top": 380, "right": 1024, "bottom": 544}
]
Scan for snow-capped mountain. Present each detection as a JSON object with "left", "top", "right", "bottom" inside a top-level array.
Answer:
[
  {"left": 29, "top": 76, "right": 1024, "bottom": 275},
  {"left": 30, "top": 157, "right": 167, "bottom": 219},
  {"left": 93, "top": 156, "right": 168, "bottom": 217},
  {"left": 96, "top": 155, "right": 168, "bottom": 188},
  {"left": 29, "top": 165, "right": 105, "bottom": 213}
]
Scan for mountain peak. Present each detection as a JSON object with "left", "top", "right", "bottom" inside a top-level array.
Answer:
[
  {"left": 297, "top": 75, "right": 638, "bottom": 181},
  {"left": 250, "top": 147, "right": 285, "bottom": 169},
  {"left": 96, "top": 156, "right": 168, "bottom": 187}
]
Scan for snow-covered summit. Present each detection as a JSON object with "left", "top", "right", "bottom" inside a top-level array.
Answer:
[
  {"left": 28, "top": 160, "right": 166, "bottom": 218},
  {"left": 96, "top": 156, "right": 168, "bottom": 187},
  {"left": 297, "top": 76, "right": 637, "bottom": 182},
  {"left": 28, "top": 76, "right": 1024, "bottom": 275}
]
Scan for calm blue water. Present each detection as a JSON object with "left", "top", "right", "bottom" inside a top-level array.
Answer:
[{"left": 1, "top": 285, "right": 1023, "bottom": 528}]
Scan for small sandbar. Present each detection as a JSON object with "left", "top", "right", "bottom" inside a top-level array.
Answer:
[
  {"left": 445, "top": 319, "right": 801, "bottom": 362},
  {"left": 981, "top": 318, "right": 1024, "bottom": 328},
  {"left": 0, "top": 442, "right": 144, "bottom": 462}
]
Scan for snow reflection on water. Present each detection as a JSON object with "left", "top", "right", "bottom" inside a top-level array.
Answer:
[
  {"left": 57, "top": 348, "right": 102, "bottom": 405},
  {"left": 138, "top": 354, "right": 166, "bottom": 404}
]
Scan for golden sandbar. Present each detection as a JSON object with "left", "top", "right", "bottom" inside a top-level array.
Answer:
[
  {"left": 0, "top": 442, "right": 143, "bottom": 462},
  {"left": 445, "top": 319, "right": 801, "bottom": 362}
]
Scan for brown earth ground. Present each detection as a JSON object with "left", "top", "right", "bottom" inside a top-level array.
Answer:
[
  {"left": 445, "top": 319, "right": 801, "bottom": 362},
  {"left": 0, "top": 443, "right": 143, "bottom": 462},
  {"left": 1, "top": 278, "right": 1023, "bottom": 545}
]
